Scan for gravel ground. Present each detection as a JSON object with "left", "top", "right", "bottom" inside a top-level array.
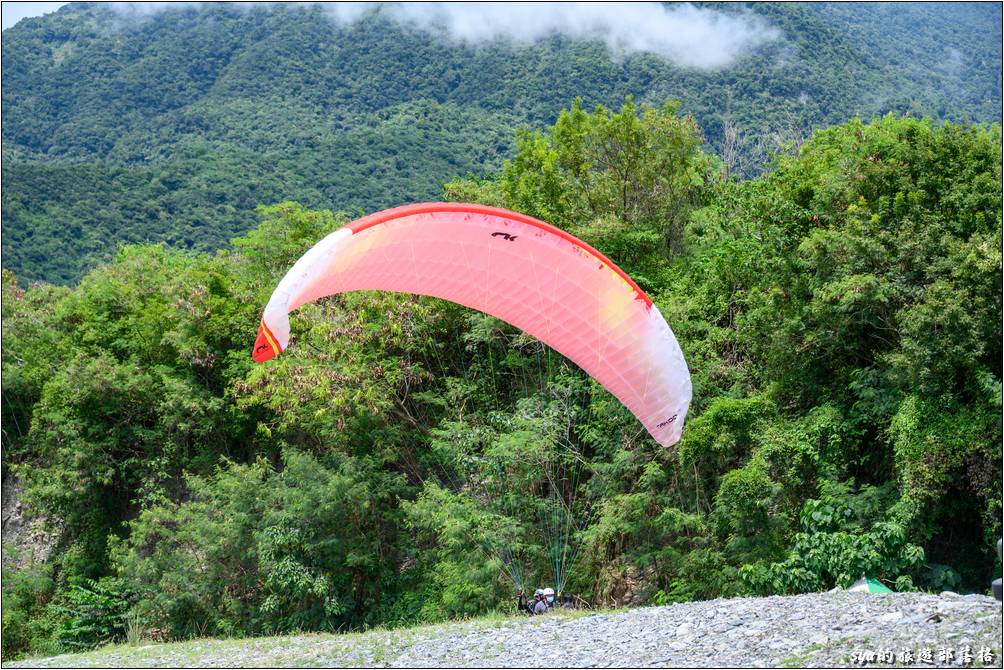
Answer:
[{"left": 6, "top": 592, "right": 1002, "bottom": 668}]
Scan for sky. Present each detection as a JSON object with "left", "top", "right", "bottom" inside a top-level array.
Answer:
[{"left": 2, "top": 1, "right": 67, "bottom": 31}]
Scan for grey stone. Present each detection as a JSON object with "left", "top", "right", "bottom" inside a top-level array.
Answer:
[{"left": 7, "top": 592, "right": 1003, "bottom": 668}]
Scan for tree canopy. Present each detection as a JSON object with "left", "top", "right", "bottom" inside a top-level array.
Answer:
[{"left": 3, "top": 97, "right": 1000, "bottom": 659}]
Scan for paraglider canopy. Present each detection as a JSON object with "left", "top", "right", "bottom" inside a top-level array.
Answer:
[{"left": 252, "top": 202, "right": 692, "bottom": 447}]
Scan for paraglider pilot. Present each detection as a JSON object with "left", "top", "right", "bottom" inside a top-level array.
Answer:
[{"left": 517, "top": 589, "right": 551, "bottom": 615}]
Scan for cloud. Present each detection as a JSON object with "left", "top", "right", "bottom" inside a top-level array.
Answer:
[
  {"left": 329, "top": 2, "right": 781, "bottom": 69},
  {"left": 97, "top": 2, "right": 780, "bottom": 70},
  {"left": 936, "top": 47, "right": 964, "bottom": 76}
]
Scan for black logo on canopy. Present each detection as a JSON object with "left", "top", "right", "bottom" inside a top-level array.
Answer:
[{"left": 656, "top": 414, "right": 678, "bottom": 429}]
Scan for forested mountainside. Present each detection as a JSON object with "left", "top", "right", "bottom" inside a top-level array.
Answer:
[{"left": 1, "top": 2, "right": 1001, "bottom": 284}]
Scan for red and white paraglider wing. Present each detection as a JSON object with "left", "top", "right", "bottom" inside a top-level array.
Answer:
[{"left": 252, "top": 203, "right": 692, "bottom": 447}]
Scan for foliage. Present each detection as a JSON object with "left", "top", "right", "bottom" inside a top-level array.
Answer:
[
  {"left": 740, "top": 480, "right": 924, "bottom": 594},
  {"left": 1, "top": 96, "right": 1000, "bottom": 660},
  {"left": 1, "top": 553, "right": 60, "bottom": 661},
  {"left": 498, "top": 97, "right": 712, "bottom": 260},
  {"left": 112, "top": 450, "right": 406, "bottom": 639},
  {"left": 54, "top": 578, "right": 135, "bottom": 650}
]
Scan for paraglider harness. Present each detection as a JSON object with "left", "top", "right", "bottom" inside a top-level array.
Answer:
[{"left": 518, "top": 588, "right": 556, "bottom": 615}]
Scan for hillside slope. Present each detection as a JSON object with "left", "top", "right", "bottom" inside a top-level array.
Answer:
[
  {"left": 7, "top": 592, "right": 1002, "bottom": 668},
  {"left": 2, "top": 2, "right": 1000, "bottom": 284}
]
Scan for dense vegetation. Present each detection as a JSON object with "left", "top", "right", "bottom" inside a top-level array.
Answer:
[
  {"left": 3, "top": 95, "right": 1001, "bottom": 660},
  {"left": 2, "top": 2, "right": 1001, "bottom": 284}
]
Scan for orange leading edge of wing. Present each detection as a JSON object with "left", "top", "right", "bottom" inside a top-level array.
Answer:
[{"left": 252, "top": 319, "right": 281, "bottom": 362}]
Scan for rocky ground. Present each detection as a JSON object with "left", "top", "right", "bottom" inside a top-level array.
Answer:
[{"left": 6, "top": 591, "right": 1002, "bottom": 668}]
